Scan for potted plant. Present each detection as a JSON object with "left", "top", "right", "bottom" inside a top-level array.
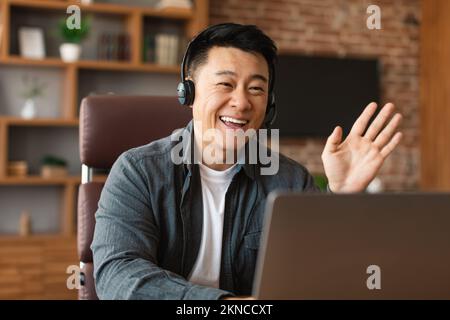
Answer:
[
  {"left": 20, "top": 75, "right": 47, "bottom": 119},
  {"left": 58, "top": 17, "right": 90, "bottom": 62},
  {"left": 41, "top": 155, "right": 68, "bottom": 178},
  {"left": 313, "top": 174, "right": 328, "bottom": 192}
]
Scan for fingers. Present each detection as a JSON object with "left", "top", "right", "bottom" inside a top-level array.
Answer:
[
  {"left": 323, "top": 126, "right": 343, "bottom": 154},
  {"left": 380, "top": 132, "right": 403, "bottom": 158},
  {"left": 373, "top": 113, "right": 403, "bottom": 148},
  {"left": 350, "top": 102, "right": 378, "bottom": 136},
  {"left": 365, "top": 103, "right": 396, "bottom": 140}
]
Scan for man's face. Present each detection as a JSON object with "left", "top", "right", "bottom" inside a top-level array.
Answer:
[{"left": 191, "top": 46, "right": 269, "bottom": 156}]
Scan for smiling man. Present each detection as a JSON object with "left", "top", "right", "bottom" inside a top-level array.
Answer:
[
  {"left": 190, "top": 45, "right": 271, "bottom": 170},
  {"left": 91, "top": 23, "right": 402, "bottom": 300}
]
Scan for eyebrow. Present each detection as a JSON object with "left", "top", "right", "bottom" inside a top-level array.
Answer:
[{"left": 214, "top": 70, "right": 268, "bottom": 83}]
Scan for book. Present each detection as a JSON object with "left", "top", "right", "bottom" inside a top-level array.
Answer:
[
  {"left": 156, "top": 0, "right": 192, "bottom": 9},
  {"left": 154, "top": 33, "right": 181, "bottom": 66},
  {"left": 144, "top": 33, "right": 156, "bottom": 63},
  {"left": 169, "top": 34, "right": 179, "bottom": 66},
  {"left": 98, "top": 33, "right": 131, "bottom": 61}
]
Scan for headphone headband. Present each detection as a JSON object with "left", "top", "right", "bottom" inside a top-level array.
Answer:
[{"left": 179, "top": 36, "right": 197, "bottom": 84}]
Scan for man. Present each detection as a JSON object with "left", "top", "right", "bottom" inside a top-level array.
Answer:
[{"left": 91, "top": 23, "right": 402, "bottom": 299}]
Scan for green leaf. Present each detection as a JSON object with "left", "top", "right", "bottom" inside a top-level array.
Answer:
[
  {"left": 41, "top": 155, "right": 67, "bottom": 167},
  {"left": 59, "top": 16, "right": 91, "bottom": 44},
  {"left": 313, "top": 174, "right": 328, "bottom": 191}
]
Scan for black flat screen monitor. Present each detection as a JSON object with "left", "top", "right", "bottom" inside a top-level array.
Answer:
[{"left": 273, "top": 55, "right": 381, "bottom": 138}]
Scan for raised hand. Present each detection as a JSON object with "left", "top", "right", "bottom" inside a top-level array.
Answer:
[{"left": 321, "top": 102, "right": 403, "bottom": 193}]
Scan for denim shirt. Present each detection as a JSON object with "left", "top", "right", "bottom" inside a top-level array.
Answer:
[{"left": 91, "top": 121, "right": 320, "bottom": 300}]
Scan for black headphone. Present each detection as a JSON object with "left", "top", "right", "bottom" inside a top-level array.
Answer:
[{"left": 177, "top": 25, "right": 277, "bottom": 128}]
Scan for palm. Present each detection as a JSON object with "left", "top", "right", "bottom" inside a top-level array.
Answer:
[{"left": 322, "top": 103, "right": 403, "bottom": 193}]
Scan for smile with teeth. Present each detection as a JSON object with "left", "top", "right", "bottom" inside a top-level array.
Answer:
[{"left": 219, "top": 116, "right": 249, "bottom": 127}]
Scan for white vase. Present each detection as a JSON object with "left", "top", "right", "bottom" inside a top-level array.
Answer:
[
  {"left": 21, "top": 98, "right": 36, "bottom": 119},
  {"left": 60, "top": 43, "right": 81, "bottom": 62}
]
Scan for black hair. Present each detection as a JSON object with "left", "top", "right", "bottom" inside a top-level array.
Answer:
[{"left": 186, "top": 23, "right": 278, "bottom": 89}]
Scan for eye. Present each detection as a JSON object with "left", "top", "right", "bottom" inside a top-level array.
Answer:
[
  {"left": 249, "top": 86, "right": 265, "bottom": 94},
  {"left": 217, "top": 82, "right": 233, "bottom": 88}
]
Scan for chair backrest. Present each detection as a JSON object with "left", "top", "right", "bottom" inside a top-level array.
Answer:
[{"left": 77, "top": 95, "right": 192, "bottom": 299}]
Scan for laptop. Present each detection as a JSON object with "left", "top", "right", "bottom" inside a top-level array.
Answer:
[{"left": 253, "top": 192, "right": 450, "bottom": 299}]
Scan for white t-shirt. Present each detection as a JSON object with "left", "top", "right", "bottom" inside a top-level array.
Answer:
[{"left": 188, "top": 163, "right": 239, "bottom": 288}]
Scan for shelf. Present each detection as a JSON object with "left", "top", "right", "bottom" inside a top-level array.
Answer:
[
  {"left": 0, "top": 234, "right": 76, "bottom": 242},
  {"left": 0, "top": 175, "right": 76, "bottom": 185},
  {"left": 0, "top": 175, "right": 108, "bottom": 185},
  {"left": 0, "top": 56, "right": 66, "bottom": 68},
  {"left": 77, "top": 60, "right": 179, "bottom": 73},
  {"left": 8, "top": 0, "right": 194, "bottom": 20},
  {"left": 141, "top": 6, "right": 193, "bottom": 20},
  {"left": 0, "top": 56, "right": 179, "bottom": 73},
  {"left": 0, "top": 117, "right": 79, "bottom": 127},
  {"left": 68, "top": 175, "right": 109, "bottom": 184}
]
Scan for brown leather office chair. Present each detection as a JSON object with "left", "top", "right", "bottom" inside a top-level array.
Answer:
[{"left": 77, "top": 95, "right": 192, "bottom": 300}]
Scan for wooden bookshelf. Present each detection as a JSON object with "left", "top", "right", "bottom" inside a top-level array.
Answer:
[
  {"left": 0, "top": 0, "right": 208, "bottom": 299},
  {"left": 0, "top": 55, "right": 67, "bottom": 67},
  {"left": 0, "top": 56, "right": 180, "bottom": 73},
  {"left": 0, "top": 174, "right": 107, "bottom": 185},
  {"left": 77, "top": 60, "right": 179, "bottom": 73},
  {"left": 8, "top": 0, "right": 194, "bottom": 19},
  {"left": 68, "top": 174, "right": 108, "bottom": 184},
  {"left": 0, "top": 234, "right": 78, "bottom": 299},
  {"left": 0, "top": 0, "right": 11, "bottom": 58},
  {"left": 2, "top": 116, "right": 79, "bottom": 126},
  {"left": 0, "top": 120, "right": 7, "bottom": 178},
  {"left": 0, "top": 175, "right": 78, "bottom": 185},
  {"left": 0, "top": 234, "right": 76, "bottom": 242}
]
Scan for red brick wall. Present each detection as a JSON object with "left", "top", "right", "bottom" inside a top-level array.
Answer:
[{"left": 210, "top": 0, "right": 421, "bottom": 191}]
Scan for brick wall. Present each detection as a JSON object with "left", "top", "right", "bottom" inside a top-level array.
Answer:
[{"left": 210, "top": 0, "right": 421, "bottom": 191}]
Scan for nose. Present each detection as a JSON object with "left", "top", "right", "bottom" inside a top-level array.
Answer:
[{"left": 230, "top": 86, "right": 251, "bottom": 112}]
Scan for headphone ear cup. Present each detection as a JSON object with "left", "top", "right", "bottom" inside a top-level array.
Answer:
[
  {"left": 177, "top": 80, "right": 195, "bottom": 106},
  {"left": 264, "top": 94, "right": 277, "bottom": 128},
  {"left": 177, "top": 82, "right": 188, "bottom": 105},
  {"left": 184, "top": 80, "right": 195, "bottom": 106}
]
